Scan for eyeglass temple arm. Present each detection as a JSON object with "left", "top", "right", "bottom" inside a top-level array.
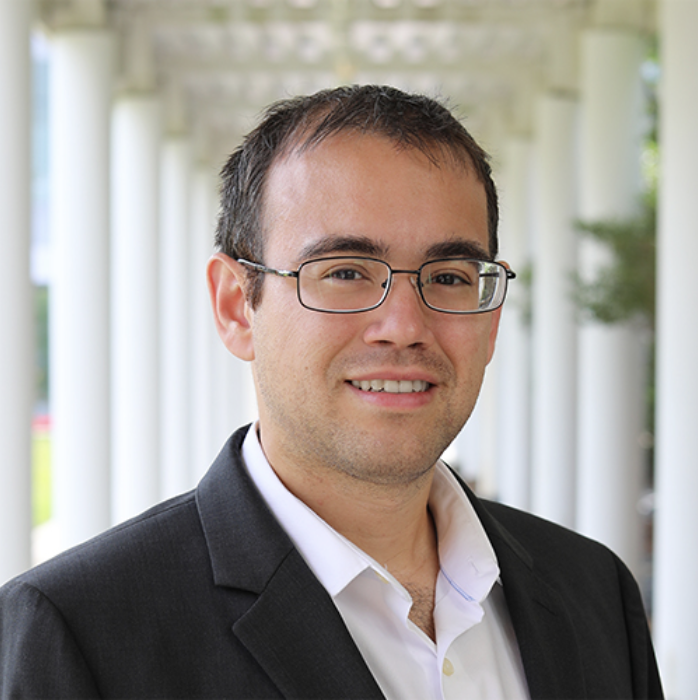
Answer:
[
  {"left": 237, "top": 259, "right": 299, "bottom": 279},
  {"left": 480, "top": 269, "right": 517, "bottom": 280}
]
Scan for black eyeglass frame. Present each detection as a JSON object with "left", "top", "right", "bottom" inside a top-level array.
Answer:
[{"left": 237, "top": 256, "right": 516, "bottom": 315}]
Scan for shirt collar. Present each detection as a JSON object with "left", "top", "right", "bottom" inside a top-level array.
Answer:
[
  {"left": 429, "top": 463, "right": 500, "bottom": 604},
  {"left": 242, "top": 424, "right": 366, "bottom": 596},
  {"left": 241, "top": 424, "right": 499, "bottom": 602}
]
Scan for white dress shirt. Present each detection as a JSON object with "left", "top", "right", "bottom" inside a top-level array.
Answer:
[{"left": 242, "top": 425, "right": 530, "bottom": 700}]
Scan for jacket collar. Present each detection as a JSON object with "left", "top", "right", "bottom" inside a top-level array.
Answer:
[
  {"left": 196, "top": 427, "right": 586, "bottom": 700},
  {"left": 196, "top": 426, "right": 384, "bottom": 699},
  {"left": 453, "top": 470, "right": 588, "bottom": 700}
]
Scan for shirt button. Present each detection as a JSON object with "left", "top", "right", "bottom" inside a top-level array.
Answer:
[{"left": 442, "top": 658, "right": 455, "bottom": 677}]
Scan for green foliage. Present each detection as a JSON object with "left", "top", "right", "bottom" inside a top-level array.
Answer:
[{"left": 573, "top": 198, "right": 656, "bottom": 329}]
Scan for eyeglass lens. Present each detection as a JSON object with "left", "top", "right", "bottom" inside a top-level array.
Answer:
[{"left": 297, "top": 258, "right": 507, "bottom": 313}]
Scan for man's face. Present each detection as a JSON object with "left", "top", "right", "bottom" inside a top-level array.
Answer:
[{"left": 248, "top": 133, "right": 501, "bottom": 487}]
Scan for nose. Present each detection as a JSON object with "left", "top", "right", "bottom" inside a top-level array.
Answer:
[
  {"left": 362, "top": 272, "right": 435, "bottom": 348},
  {"left": 380, "top": 271, "right": 420, "bottom": 294}
]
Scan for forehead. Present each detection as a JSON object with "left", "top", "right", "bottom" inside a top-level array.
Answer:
[{"left": 262, "top": 133, "right": 489, "bottom": 263}]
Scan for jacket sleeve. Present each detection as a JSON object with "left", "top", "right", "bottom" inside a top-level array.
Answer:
[
  {"left": 614, "top": 557, "right": 664, "bottom": 700},
  {"left": 0, "top": 579, "right": 100, "bottom": 699}
]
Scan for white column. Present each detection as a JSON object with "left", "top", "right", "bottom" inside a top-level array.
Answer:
[
  {"left": 476, "top": 370, "right": 499, "bottom": 500},
  {"left": 221, "top": 355, "right": 258, "bottom": 439},
  {"left": 213, "top": 342, "right": 234, "bottom": 451},
  {"left": 0, "top": 0, "right": 33, "bottom": 583},
  {"left": 159, "top": 136, "right": 192, "bottom": 498},
  {"left": 495, "top": 136, "right": 533, "bottom": 510},
  {"left": 451, "top": 364, "right": 499, "bottom": 497},
  {"left": 576, "top": 30, "right": 646, "bottom": 575},
  {"left": 110, "top": 94, "right": 161, "bottom": 523},
  {"left": 189, "top": 162, "right": 217, "bottom": 483},
  {"left": 48, "top": 29, "right": 115, "bottom": 552},
  {"left": 530, "top": 94, "right": 579, "bottom": 527},
  {"left": 450, "top": 399, "right": 483, "bottom": 486},
  {"left": 654, "top": 2, "right": 698, "bottom": 697}
]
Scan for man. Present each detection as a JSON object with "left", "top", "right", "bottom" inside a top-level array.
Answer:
[{"left": 0, "top": 85, "right": 661, "bottom": 699}]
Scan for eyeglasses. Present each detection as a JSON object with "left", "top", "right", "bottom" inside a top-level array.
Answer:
[{"left": 237, "top": 256, "right": 516, "bottom": 315}]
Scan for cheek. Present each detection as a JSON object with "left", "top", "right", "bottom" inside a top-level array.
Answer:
[
  {"left": 439, "top": 319, "right": 496, "bottom": 377},
  {"left": 255, "top": 306, "right": 353, "bottom": 380},
  {"left": 296, "top": 318, "right": 361, "bottom": 376}
]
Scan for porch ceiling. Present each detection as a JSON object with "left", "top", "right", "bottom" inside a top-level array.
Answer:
[{"left": 37, "top": 0, "right": 656, "bottom": 157}]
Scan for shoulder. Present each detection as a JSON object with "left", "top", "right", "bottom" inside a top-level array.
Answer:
[
  {"left": 4, "top": 427, "right": 255, "bottom": 602},
  {"left": 480, "top": 497, "right": 632, "bottom": 581},
  {"left": 482, "top": 498, "right": 614, "bottom": 556},
  {"left": 475, "top": 497, "right": 649, "bottom": 634},
  {"left": 472, "top": 500, "right": 663, "bottom": 698},
  {"left": 0, "top": 490, "right": 221, "bottom": 695},
  {"left": 2, "top": 490, "right": 203, "bottom": 608}
]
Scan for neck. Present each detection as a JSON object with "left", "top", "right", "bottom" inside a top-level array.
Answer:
[
  {"left": 293, "top": 463, "right": 440, "bottom": 641},
  {"left": 262, "top": 439, "right": 438, "bottom": 577},
  {"left": 260, "top": 434, "right": 441, "bottom": 641},
  {"left": 327, "top": 475, "right": 436, "bottom": 573}
]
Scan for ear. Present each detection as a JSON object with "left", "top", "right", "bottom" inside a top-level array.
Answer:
[{"left": 207, "top": 253, "right": 255, "bottom": 361}]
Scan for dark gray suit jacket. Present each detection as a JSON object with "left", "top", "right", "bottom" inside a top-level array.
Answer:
[{"left": 0, "top": 426, "right": 663, "bottom": 699}]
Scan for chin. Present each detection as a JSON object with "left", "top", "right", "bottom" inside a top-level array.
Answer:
[{"left": 333, "top": 432, "right": 453, "bottom": 486}]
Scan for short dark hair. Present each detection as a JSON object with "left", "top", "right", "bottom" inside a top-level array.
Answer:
[{"left": 215, "top": 84, "right": 499, "bottom": 307}]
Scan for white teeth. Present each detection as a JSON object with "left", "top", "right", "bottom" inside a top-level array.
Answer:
[{"left": 351, "top": 379, "right": 429, "bottom": 393}]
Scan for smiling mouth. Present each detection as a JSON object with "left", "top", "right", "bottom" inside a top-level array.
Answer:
[{"left": 350, "top": 379, "right": 430, "bottom": 393}]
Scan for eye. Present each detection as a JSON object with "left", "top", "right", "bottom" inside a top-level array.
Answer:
[
  {"left": 422, "top": 259, "right": 481, "bottom": 289},
  {"left": 431, "top": 272, "right": 470, "bottom": 286},
  {"left": 303, "top": 258, "right": 384, "bottom": 289},
  {"left": 425, "top": 267, "right": 475, "bottom": 287},
  {"left": 326, "top": 267, "right": 366, "bottom": 281},
  {"left": 313, "top": 259, "right": 379, "bottom": 284}
]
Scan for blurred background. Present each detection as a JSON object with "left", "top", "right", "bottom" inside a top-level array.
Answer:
[{"left": 1, "top": 0, "right": 696, "bottom": 697}]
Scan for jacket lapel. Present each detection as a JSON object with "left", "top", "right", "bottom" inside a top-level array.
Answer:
[
  {"left": 196, "top": 427, "right": 383, "bottom": 699},
  {"left": 198, "top": 429, "right": 585, "bottom": 699},
  {"left": 233, "top": 548, "right": 384, "bottom": 699},
  {"left": 458, "top": 477, "right": 587, "bottom": 699}
]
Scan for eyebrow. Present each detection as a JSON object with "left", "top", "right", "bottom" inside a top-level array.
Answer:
[
  {"left": 425, "top": 239, "right": 491, "bottom": 261},
  {"left": 298, "top": 235, "right": 388, "bottom": 261},
  {"left": 297, "top": 235, "right": 490, "bottom": 263}
]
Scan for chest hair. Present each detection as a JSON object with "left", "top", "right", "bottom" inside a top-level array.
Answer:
[{"left": 405, "top": 582, "right": 436, "bottom": 641}]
